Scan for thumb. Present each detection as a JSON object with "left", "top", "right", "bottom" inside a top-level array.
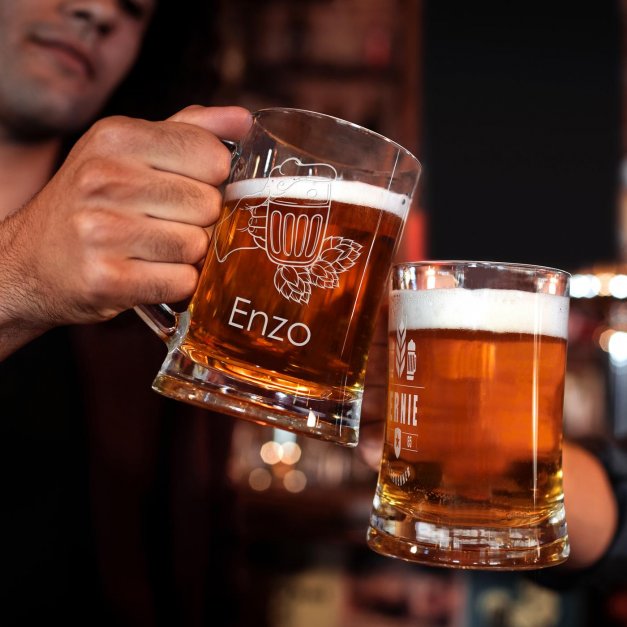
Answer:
[{"left": 168, "top": 105, "right": 252, "bottom": 141}]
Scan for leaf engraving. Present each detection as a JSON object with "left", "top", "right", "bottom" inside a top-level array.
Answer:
[
  {"left": 274, "top": 266, "right": 312, "bottom": 304},
  {"left": 395, "top": 320, "right": 407, "bottom": 378},
  {"left": 310, "top": 259, "right": 339, "bottom": 289},
  {"left": 319, "top": 237, "right": 363, "bottom": 273}
]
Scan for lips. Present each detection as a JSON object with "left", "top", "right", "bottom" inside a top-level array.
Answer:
[{"left": 28, "top": 32, "right": 96, "bottom": 80}]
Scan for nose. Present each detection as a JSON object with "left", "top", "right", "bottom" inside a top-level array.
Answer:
[{"left": 60, "top": 0, "right": 122, "bottom": 37}]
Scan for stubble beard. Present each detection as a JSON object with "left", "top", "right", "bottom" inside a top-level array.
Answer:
[{"left": 0, "top": 68, "right": 103, "bottom": 143}]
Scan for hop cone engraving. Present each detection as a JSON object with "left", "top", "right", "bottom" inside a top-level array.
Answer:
[
  {"left": 274, "top": 266, "right": 312, "bottom": 304},
  {"left": 310, "top": 259, "right": 339, "bottom": 289},
  {"left": 319, "top": 237, "right": 363, "bottom": 272}
]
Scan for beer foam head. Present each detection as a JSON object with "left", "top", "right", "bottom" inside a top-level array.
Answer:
[
  {"left": 390, "top": 288, "right": 569, "bottom": 339},
  {"left": 225, "top": 177, "right": 410, "bottom": 219}
]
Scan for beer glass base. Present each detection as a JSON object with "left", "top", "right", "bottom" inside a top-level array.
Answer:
[
  {"left": 367, "top": 497, "right": 570, "bottom": 570},
  {"left": 152, "top": 348, "right": 361, "bottom": 447}
]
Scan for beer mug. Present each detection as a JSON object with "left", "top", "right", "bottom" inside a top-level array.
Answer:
[
  {"left": 367, "top": 261, "right": 571, "bottom": 569},
  {"left": 137, "top": 108, "right": 421, "bottom": 446}
]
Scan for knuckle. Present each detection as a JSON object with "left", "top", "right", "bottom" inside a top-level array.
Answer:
[
  {"left": 72, "top": 156, "right": 123, "bottom": 196},
  {"left": 81, "top": 258, "right": 120, "bottom": 304},
  {"left": 87, "top": 115, "right": 135, "bottom": 149},
  {"left": 168, "top": 105, "right": 203, "bottom": 122},
  {"left": 72, "top": 208, "right": 120, "bottom": 245},
  {"left": 179, "top": 104, "right": 205, "bottom": 116}
]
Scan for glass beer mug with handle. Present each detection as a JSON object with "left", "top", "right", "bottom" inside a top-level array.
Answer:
[
  {"left": 136, "top": 108, "right": 421, "bottom": 447},
  {"left": 368, "top": 261, "right": 571, "bottom": 568}
]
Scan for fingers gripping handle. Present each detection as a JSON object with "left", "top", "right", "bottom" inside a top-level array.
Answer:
[{"left": 135, "top": 139, "right": 239, "bottom": 342}]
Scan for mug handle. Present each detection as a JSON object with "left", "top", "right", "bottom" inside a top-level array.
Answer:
[
  {"left": 133, "top": 139, "right": 241, "bottom": 342},
  {"left": 135, "top": 303, "right": 178, "bottom": 342}
]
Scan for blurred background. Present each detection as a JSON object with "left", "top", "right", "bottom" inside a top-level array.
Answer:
[{"left": 183, "top": 1, "right": 626, "bottom": 626}]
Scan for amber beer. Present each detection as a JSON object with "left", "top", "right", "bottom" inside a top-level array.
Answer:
[
  {"left": 368, "top": 268, "right": 571, "bottom": 569},
  {"left": 139, "top": 108, "right": 420, "bottom": 446},
  {"left": 183, "top": 177, "right": 407, "bottom": 414}
]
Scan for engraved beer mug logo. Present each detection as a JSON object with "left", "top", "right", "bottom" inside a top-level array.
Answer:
[
  {"left": 216, "top": 157, "right": 363, "bottom": 304},
  {"left": 391, "top": 316, "right": 421, "bottom": 461},
  {"left": 395, "top": 318, "right": 416, "bottom": 381}
]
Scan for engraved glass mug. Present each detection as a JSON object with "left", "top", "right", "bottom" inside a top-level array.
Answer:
[
  {"left": 367, "top": 261, "right": 571, "bottom": 568},
  {"left": 137, "top": 108, "right": 421, "bottom": 446}
]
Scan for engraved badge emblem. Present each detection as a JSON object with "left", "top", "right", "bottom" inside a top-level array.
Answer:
[{"left": 394, "top": 427, "right": 402, "bottom": 459}]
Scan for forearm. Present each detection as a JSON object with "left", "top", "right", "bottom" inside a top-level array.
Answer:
[
  {"left": 0, "top": 211, "right": 50, "bottom": 360},
  {"left": 562, "top": 440, "right": 619, "bottom": 569}
]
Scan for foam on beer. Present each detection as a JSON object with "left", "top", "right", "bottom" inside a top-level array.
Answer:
[
  {"left": 225, "top": 177, "right": 410, "bottom": 219},
  {"left": 390, "top": 288, "right": 569, "bottom": 339}
]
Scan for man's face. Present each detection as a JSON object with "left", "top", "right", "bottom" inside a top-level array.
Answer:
[{"left": 0, "top": 0, "right": 155, "bottom": 139}]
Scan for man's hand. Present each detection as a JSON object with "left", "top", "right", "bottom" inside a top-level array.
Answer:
[{"left": 0, "top": 105, "right": 252, "bottom": 358}]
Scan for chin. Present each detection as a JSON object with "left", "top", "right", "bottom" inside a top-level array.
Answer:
[
  {"left": 1, "top": 80, "right": 104, "bottom": 140},
  {"left": 6, "top": 97, "right": 101, "bottom": 140}
]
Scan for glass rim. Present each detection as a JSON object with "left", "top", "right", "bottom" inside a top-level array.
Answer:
[
  {"left": 253, "top": 107, "right": 421, "bottom": 172},
  {"left": 393, "top": 259, "right": 571, "bottom": 279}
]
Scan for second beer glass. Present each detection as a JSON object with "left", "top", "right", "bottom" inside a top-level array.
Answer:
[
  {"left": 367, "top": 261, "right": 571, "bottom": 569},
  {"left": 138, "top": 109, "right": 421, "bottom": 446}
]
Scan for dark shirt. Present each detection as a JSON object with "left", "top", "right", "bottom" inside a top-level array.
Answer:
[{"left": 0, "top": 312, "right": 238, "bottom": 626}]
